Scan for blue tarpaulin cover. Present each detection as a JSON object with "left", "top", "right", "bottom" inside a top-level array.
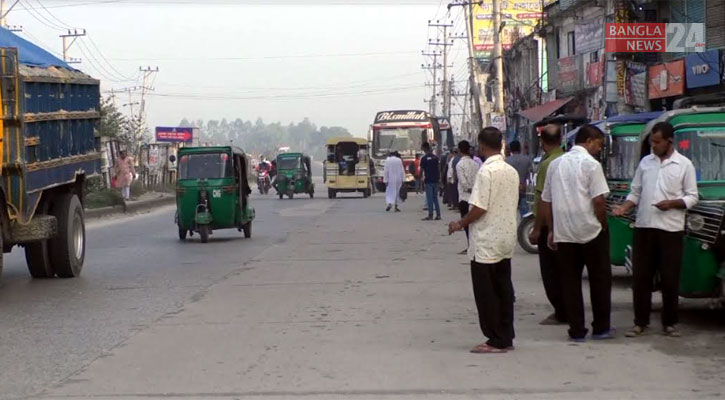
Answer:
[{"left": 0, "top": 26, "right": 71, "bottom": 69}]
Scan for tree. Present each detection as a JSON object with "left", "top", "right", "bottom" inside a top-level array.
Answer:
[{"left": 98, "top": 97, "right": 127, "bottom": 138}]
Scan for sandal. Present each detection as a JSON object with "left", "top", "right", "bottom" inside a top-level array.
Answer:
[
  {"left": 625, "top": 325, "right": 646, "bottom": 338},
  {"left": 470, "top": 344, "right": 507, "bottom": 354}
]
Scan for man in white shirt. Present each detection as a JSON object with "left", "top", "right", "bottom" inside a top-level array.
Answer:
[
  {"left": 455, "top": 140, "right": 480, "bottom": 253},
  {"left": 541, "top": 125, "right": 612, "bottom": 342},
  {"left": 383, "top": 152, "right": 405, "bottom": 212},
  {"left": 613, "top": 122, "right": 698, "bottom": 338},
  {"left": 449, "top": 127, "right": 519, "bottom": 353}
]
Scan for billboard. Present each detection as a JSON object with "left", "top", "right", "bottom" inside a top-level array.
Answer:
[
  {"left": 155, "top": 126, "right": 195, "bottom": 143},
  {"left": 685, "top": 50, "right": 721, "bottom": 89},
  {"left": 472, "top": 1, "right": 543, "bottom": 61},
  {"left": 648, "top": 60, "right": 685, "bottom": 99}
]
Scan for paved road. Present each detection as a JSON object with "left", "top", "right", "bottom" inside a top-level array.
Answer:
[{"left": 1, "top": 179, "right": 724, "bottom": 399}]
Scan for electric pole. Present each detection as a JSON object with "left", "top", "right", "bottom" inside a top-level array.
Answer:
[
  {"left": 448, "top": 1, "right": 483, "bottom": 134},
  {"left": 492, "top": 0, "right": 505, "bottom": 113},
  {"left": 1, "top": 0, "right": 23, "bottom": 31},
  {"left": 428, "top": 20, "right": 454, "bottom": 118},
  {"left": 421, "top": 51, "right": 440, "bottom": 115},
  {"left": 60, "top": 29, "right": 86, "bottom": 64}
]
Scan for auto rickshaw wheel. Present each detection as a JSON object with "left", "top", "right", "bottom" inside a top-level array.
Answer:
[
  {"left": 243, "top": 221, "right": 252, "bottom": 238},
  {"left": 288, "top": 192, "right": 294, "bottom": 200},
  {"left": 178, "top": 226, "right": 187, "bottom": 241},
  {"left": 199, "top": 225, "right": 210, "bottom": 243},
  {"left": 328, "top": 188, "right": 336, "bottom": 199},
  {"left": 309, "top": 191, "right": 314, "bottom": 199}
]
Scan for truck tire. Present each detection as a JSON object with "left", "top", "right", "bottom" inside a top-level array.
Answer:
[
  {"left": 25, "top": 199, "right": 56, "bottom": 278},
  {"left": 50, "top": 194, "right": 85, "bottom": 278},
  {"left": 0, "top": 224, "right": 4, "bottom": 281}
]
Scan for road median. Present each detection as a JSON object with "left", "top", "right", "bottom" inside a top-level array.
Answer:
[{"left": 85, "top": 193, "right": 175, "bottom": 220}]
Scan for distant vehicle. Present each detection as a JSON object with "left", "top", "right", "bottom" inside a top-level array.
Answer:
[
  {"left": 369, "top": 110, "right": 440, "bottom": 192},
  {"left": 0, "top": 36, "right": 102, "bottom": 280},
  {"left": 324, "top": 137, "right": 372, "bottom": 198},
  {"left": 275, "top": 153, "right": 314, "bottom": 199}
]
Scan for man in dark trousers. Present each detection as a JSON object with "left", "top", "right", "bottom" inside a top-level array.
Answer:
[
  {"left": 420, "top": 142, "right": 441, "bottom": 220},
  {"left": 529, "top": 125, "right": 567, "bottom": 325},
  {"left": 449, "top": 127, "right": 519, "bottom": 353},
  {"left": 613, "top": 122, "right": 698, "bottom": 338},
  {"left": 541, "top": 125, "right": 612, "bottom": 342}
]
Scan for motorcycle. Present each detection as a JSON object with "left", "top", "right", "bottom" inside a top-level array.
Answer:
[
  {"left": 517, "top": 212, "right": 538, "bottom": 254},
  {"left": 257, "top": 169, "right": 271, "bottom": 195}
]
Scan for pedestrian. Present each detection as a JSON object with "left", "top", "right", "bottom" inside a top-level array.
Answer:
[
  {"left": 449, "top": 127, "right": 519, "bottom": 353},
  {"left": 505, "top": 140, "right": 533, "bottom": 217},
  {"left": 613, "top": 122, "right": 698, "bottom": 338},
  {"left": 114, "top": 150, "right": 136, "bottom": 201},
  {"left": 413, "top": 153, "right": 423, "bottom": 194},
  {"left": 541, "top": 124, "right": 612, "bottom": 342},
  {"left": 446, "top": 149, "right": 460, "bottom": 210},
  {"left": 441, "top": 149, "right": 453, "bottom": 206},
  {"left": 420, "top": 142, "right": 441, "bottom": 221},
  {"left": 529, "top": 124, "right": 567, "bottom": 325},
  {"left": 383, "top": 152, "right": 405, "bottom": 212},
  {"left": 455, "top": 140, "right": 479, "bottom": 254}
]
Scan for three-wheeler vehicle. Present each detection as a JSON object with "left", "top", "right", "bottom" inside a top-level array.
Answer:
[
  {"left": 175, "top": 146, "right": 255, "bottom": 243},
  {"left": 274, "top": 152, "right": 314, "bottom": 199},
  {"left": 324, "top": 137, "right": 373, "bottom": 199},
  {"left": 608, "top": 107, "right": 725, "bottom": 304}
]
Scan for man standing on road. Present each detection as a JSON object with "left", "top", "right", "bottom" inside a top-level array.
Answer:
[
  {"left": 420, "top": 142, "right": 441, "bottom": 220},
  {"left": 114, "top": 150, "right": 136, "bottom": 201},
  {"left": 613, "top": 122, "right": 698, "bottom": 338},
  {"left": 455, "top": 140, "right": 479, "bottom": 253},
  {"left": 529, "top": 125, "right": 568, "bottom": 326},
  {"left": 449, "top": 127, "right": 519, "bottom": 353},
  {"left": 506, "top": 140, "right": 533, "bottom": 217},
  {"left": 541, "top": 125, "right": 612, "bottom": 342},
  {"left": 384, "top": 152, "right": 405, "bottom": 212}
]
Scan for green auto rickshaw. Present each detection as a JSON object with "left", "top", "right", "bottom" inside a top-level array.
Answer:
[
  {"left": 175, "top": 146, "right": 255, "bottom": 243},
  {"left": 274, "top": 152, "right": 314, "bottom": 199},
  {"left": 608, "top": 107, "right": 725, "bottom": 303}
]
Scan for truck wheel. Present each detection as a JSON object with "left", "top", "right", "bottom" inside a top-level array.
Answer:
[
  {"left": 0, "top": 224, "right": 4, "bottom": 281},
  {"left": 178, "top": 226, "right": 187, "bottom": 241},
  {"left": 243, "top": 221, "right": 252, "bottom": 238},
  {"left": 50, "top": 194, "right": 85, "bottom": 278},
  {"left": 25, "top": 198, "right": 55, "bottom": 278},
  {"left": 199, "top": 225, "right": 210, "bottom": 243}
]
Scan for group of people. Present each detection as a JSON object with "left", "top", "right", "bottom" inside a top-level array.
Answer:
[{"left": 443, "top": 121, "right": 698, "bottom": 354}]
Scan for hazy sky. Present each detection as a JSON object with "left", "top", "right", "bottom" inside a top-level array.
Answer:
[{"left": 8, "top": 0, "right": 471, "bottom": 137}]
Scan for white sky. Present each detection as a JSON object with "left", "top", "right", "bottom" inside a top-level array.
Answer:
[{"left": 7, "top": 0, "right": 471, "bottom": 137}]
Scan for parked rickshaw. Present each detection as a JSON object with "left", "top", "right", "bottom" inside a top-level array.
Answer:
[
  {"left": 175, "top": 146, "right": 255, "bottom": 243},
  {"left": 324, "top": 137, "right": 372, "bottom": 198},
  {"left": 608, "top": 107, "right": 725, "bottom": 303},
  {"left": 274, "top": 152, "right": 314, "bottom": 199}
]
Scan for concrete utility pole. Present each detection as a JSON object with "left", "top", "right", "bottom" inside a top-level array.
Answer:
[
  {"left": 60, "top": 29, "right": 86, "bottom": 64},
  {"left": 1, "top": 0, "right": 23, "bottom": 31},
  {"left": 138, "top": 66, "right": 159, "bottom": 129},
  {"left": 428, "top": 20, "right": 454, "bottom": 118},
  {"left": 448, "top": 0, "right": 483, "bottom": 134},
  {"left": 492, "top": 0, "right": 505, "bottom": 113},
  {"left": 421, "top": 51, "right": 441, "bottom": 115}
]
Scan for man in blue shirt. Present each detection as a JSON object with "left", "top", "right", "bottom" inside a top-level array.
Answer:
[{"left": 420, "top": 142, "right": 441, "bottom": 220}]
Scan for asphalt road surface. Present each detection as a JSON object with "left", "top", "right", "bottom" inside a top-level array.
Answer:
[{"left": 1, "top": 174, "right": 724, "bottom": 399}]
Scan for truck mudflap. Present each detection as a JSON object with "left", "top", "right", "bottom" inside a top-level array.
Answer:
[{"left": 10, "top": 215, "right": 57, "bottom": 244}]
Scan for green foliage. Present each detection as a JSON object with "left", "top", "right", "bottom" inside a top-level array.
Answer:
[
  {"left": 131, "top": 180, "right": 146, "bottom": 197},
  {"left": 181, "top": 117, "right": 353, "bottom": 160},
  {"left": 85, "top": 188, "right": 125, "bottom": 209},
  {"left": 98, "top": 97, "right": 126, "bottom": 138}
]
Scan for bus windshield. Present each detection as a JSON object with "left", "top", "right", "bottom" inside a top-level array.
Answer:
[
  {"left": 675, "top": 127, "right": 725, "bottom": 181},
  {"left": 606, "top": 135, "right": 640, "bottom": 180},
  {"left": 374, "top": 127, "right": 425, "bottom": 158},
  {"left": 179, "top": 153, "right": 232, "bottom": 180}
]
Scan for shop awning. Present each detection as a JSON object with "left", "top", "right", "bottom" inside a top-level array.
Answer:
[{"left": 519, "top": 97, "right": 574, "bottom": 122}]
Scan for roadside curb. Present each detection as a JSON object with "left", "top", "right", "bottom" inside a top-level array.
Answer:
[{"left": 85, "top": 195, "right": 175, "bottom": 220}]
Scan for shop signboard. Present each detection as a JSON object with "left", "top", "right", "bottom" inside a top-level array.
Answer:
[
  {"left": 685, "top": 50, "right": 721, "bottom": 89},
  {"left": 576, "top": 18, "right": 604, "bottom": 54},
  {"left": 558, "top": 55, "right": 580, "bottom": 92},
  {"left": 648, "top": 60, "right": 685, "bottom": 99}
]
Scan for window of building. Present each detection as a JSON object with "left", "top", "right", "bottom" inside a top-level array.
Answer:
[{"left": 567, "top": 31, "right": 576, "bottom": 56}]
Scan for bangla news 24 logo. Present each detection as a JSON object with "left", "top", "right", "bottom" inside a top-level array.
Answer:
[{"left": 605, "top": 23, "right": 705, "bottom": 53}]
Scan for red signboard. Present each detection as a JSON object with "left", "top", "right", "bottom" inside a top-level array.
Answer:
[
  {"left": 586, "top": 59, "right": 605, "bottom": 87},
  {"left": 648, "top": 60, "right": 685, "bottom": 99},
  {"left": 558, "top": 56, "right": 579, "bottom": 91},
  {"left": 605, "top": 23, "right": 666, "bottom": 53},
  {"left": 155, "top": 127, "right": 194, "bottom": 143}
]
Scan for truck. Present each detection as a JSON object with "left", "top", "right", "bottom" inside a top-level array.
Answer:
[
  {"left": 369, "top": 110, "right": 441, "bottom": 192},
  {"left": 0, "top": 29, "right": 101, "bottom": 280}
]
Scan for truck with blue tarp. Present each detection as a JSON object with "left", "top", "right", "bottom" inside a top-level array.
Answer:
[{"left": 0, "top": 27, "right": 101, "bottom": 280}]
